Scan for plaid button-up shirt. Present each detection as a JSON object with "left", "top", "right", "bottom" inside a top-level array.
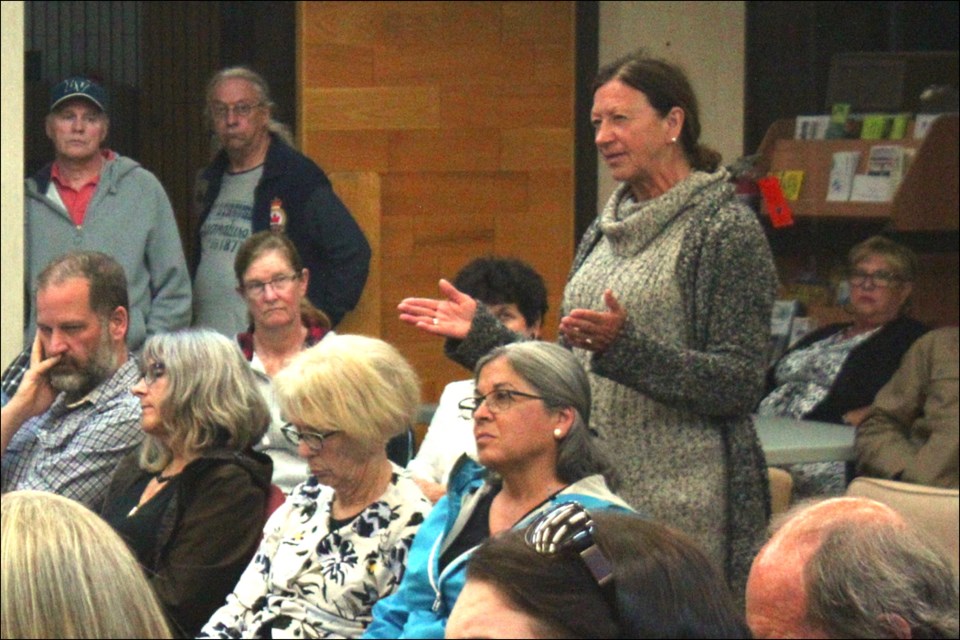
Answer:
[{"left": 1, "top": 358, "right": 143, "bottom": 509}]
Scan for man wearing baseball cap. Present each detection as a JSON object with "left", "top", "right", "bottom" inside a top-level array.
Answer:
[{"left": 3, "top": 75, "right": 192, "bottom": 396}]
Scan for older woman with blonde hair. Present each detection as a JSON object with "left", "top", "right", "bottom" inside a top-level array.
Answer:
[
  {"left": 100, "top": 328, "right": 273, "bottom": 638},
  {"left": 759, "top": 235, "right": 930, "bottom": 498},
  {"left": 2, "top": 490, "right": 172, "bottom": 639},
  {"left": 200, "top": 334, "right": 432, "bottom": 639}
]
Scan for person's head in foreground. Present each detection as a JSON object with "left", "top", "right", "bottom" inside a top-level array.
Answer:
[
  {"left": 35, "top": 250, "right": 130, "bottom": 400},
  {"left": 844, "top": 235, "right": 917, "bottom": 330},
  {"left": 468, "top": 341, "right": 618, "bottom": 490},
  {"left": 745, "top": 496, "right": 959, "bottom": 639},
  {"left": 134, "top": 328, "right": 270, "bottom": 473},
  {"left": 1, "top": 490, "right": 172, "bottom": 639},
  {"left": 446, "top": 504, "right": 749, "bottom": 639},
  {"left": 234, "top": 229, "right": 331, "bottom": 333},
  {"left": 592, "top": 50, "right": 721, "bottom": 200},
  {"left": 273, "top": 333, "right": 420, "bottom": 488},
  {"left": 453, "top": 256, "right": 548, "bottom": 337}
]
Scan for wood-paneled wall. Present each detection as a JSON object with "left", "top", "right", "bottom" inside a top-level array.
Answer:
[{"left": 299, "top": 2, "right": 577, "bottom": 403}]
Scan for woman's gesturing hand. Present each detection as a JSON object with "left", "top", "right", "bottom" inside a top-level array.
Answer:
[
  {"left": 559, "top": 289, "right": 626, "bottom": 352},
  {"left": 398, "top": 279, "right": 477, "bottom": 340}
]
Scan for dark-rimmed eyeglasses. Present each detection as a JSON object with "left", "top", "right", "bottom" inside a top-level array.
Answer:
[
  {"left": 848, "top": 269, "right": 902, "bottom": 289},
  {"left": 241, "top": 273, "right": 300, "bottom": 298},
  {"left": 524, "top": 502, "right": 614, "bottom": 588},
  {"left": 280, "top": 423, "right": 339, "bottom": 452},
  {"left": 209, "top": 101, "right": 263, "bottom": 120},
  {"left": 138, "top": 360, "right": 166, "bottom": 387},
  {"left": 457, "top": 388, "right": 547, "bottom": 418}
]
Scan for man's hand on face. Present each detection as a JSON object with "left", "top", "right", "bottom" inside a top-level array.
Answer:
[
  {"left": 15, "top": 334, "right": 62, "bottom": 418},
  {"left": 1, "top": 335, "right": 62, "bottom": 455}
]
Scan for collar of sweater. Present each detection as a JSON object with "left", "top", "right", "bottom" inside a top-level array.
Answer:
[{"left": 599, "top": 169, "right": 732, "bottom": 256}]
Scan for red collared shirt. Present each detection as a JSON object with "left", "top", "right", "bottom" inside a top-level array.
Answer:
[{"left": 51, "top": 150, "right": 115, "bottom": 226}]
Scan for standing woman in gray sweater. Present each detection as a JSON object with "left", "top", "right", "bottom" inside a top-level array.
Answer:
[{"left": 398, "top": 51, "right": 776, "bottom": 596}]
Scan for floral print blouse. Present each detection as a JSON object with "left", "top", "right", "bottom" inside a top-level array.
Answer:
[
  {"left": 758, "top": 328, "right": 877, "bottom": 419},
  {"left": 200, "top": 465, "right": 431, "bottom": 639}
]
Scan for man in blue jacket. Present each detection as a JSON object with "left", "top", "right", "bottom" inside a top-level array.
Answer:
[{"left": 192, "top": 67, "right": 370, "bottom": 334}]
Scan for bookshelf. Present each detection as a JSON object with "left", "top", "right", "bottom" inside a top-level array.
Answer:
[
  {"left": 756, "top": 115, "right": 958, "bottom": 230},
  {"left": 756, "top": 114, "right": 959, "bottom": 329}
]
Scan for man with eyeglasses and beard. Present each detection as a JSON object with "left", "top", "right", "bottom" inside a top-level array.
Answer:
[
  {"left": 1, "top": 252, "right": 143, "bottom": 509},
  {"left": 191, "top": 66, "right": 370, "bottom": 336}
]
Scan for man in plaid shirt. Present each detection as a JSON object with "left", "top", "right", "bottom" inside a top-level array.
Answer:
[{"left": 1, "top": 252, "right": 143, "bottom": 508}]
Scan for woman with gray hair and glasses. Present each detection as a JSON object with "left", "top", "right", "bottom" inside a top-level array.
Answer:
[
  {"left": 201, "top": 334, "right": 432, "bottom": 639},
  {"left": 99, "top": 328, "right": 273, "bottom": 638},
  {"left": 364, "top": 341, "right": 633, "bottom": 639}
]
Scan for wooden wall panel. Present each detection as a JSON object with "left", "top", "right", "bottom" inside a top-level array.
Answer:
[
  {"left": 299, "top": 1, "right": 575, "bottom": 403},
  {"left": 330, "top": 172, "right": 382, "bottom": 339}
]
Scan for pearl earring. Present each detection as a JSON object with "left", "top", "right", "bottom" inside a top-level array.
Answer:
[
  {"left": 554, "top": 428, "right": 563, "bottom": 439},
  {"left": 671, "top": 136, "right": 678, "bottom": 143}
]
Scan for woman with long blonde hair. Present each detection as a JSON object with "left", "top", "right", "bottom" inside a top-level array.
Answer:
[{"left": 1, "top": 490, "right": 172, "bottom": 639}]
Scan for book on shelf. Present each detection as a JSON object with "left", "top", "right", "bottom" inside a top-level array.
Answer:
[
  {"left": 779, "top": 170, "right": 805, "bottom": 201},
  {"left": 850, "top": 175, "right": 893, "bottom": 202},
  {"left": 794, "top": 115, "right": 831, "bottom": 140},
  {"left": 860, "top": 114, "right": 892, "bottom": 140},
  {"left": 825, "top": 103, "right": 852, "bottom": 139},
  {"left": 826, "top": 151, "right": 860, "bottom": 201}
]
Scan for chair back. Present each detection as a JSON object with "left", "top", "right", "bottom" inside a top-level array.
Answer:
[
  {"left": 265, "top": 483, "right": 286, "bottom": 520},
  {"left": 768, "top": 467, "right": 794, "bottom": 517},
  {"left": 846, "top": 476, "right": 960, "bottom": 575}
]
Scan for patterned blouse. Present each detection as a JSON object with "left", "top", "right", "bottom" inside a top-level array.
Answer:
[
  {"left": 758, "top": 328, "right": 877, "bottom": 419},
  {"left": 199, "top": 465, "right": 431, "bottom": 639}
]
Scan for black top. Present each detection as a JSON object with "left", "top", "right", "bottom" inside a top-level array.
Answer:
[
  {"left": 765, "top": 315, "right": 930, "bottom": 423},
  {"left": 102, "top": 474, "right": 180, "bottom": 564},
  {"left": 439, "top": 486, "right": 498, "bottom": 572}
]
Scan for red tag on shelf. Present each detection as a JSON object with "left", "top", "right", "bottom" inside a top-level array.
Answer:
[{"left": 757, "top": 176, "right": 795, "bottom": 228}]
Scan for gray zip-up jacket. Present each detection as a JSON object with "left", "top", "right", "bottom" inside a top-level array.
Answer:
[{"left": 25, "top": 153, "right": 191, "bottom": 350}]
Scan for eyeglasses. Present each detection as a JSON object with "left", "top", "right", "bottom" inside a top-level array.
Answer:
[
  {"left": 280, "top": 423, "right": 339, "bottom": 452},
  {"left": 525, "top": 502, "right": 614, "bottom": 589},
  {"left": 209, "top": 101, "right": 263, "bottom": 120},
  {"left": 458, "top": 388, "right": 547, "bottom": 418},
  {"left": 138, "top": 360, "right": 166, "bottom": 386},
  {"left": 848, "top": 269, "right": 903, "bottom": 289},
  {"left": 241, "top": 273, "right": 300, "bottom": 298}
]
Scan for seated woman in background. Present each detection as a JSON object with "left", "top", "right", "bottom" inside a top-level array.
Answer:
[
  {"left": 447, "top": 505, "right": 750, "bottom": 639},
  {"left": 200, "top": 334, "right": 432, "bottom": 639},
  {"left": 364, "top": 341, "right": 633, "bottom": 639},
  {"left": 758, "top": 235, "right": 929, "bottom": 496},
  {"left": 100, "top": 329, "right": 273, "bottom": 638},
  {"left": 234, "top": 230, "right": 332, "bottom": 492},
  {"left": 2, "top": 490, "right": 172, "bottom": 639},
  {"left": 408, "top": 256, "right": 548, "bottom": 502}
]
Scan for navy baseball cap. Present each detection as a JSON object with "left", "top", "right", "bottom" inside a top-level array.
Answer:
[{"left": 49, "top": 76, "right": 108, "bottom": 113}]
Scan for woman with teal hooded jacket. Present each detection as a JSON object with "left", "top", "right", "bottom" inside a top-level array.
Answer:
[{"left": 364, "top": 342, "right": 633, "bottom": 639}]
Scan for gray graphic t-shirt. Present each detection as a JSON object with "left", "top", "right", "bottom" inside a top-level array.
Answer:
[{"left": 193, "top": 166, "right": 263, "bottom": 336}]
